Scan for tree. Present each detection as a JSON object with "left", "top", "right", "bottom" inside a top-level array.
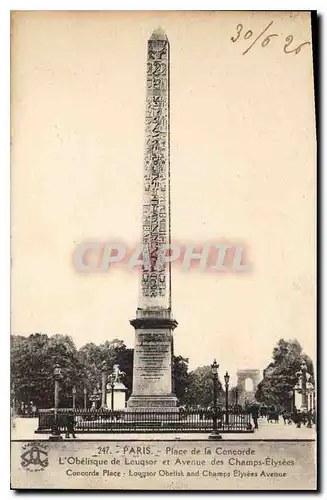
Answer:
[
  {"left": 173, "top": 355, "right": 189, "bottom": 403},
  {"left": 11, "top": 333, "right": 84, "bottom": 408},
  {"left": 255, "top": 338, "right": 314, "bottom": 409},
  {"left": 229, "top": 386, "right": 239, "bottom": 406},
  {"left": 185, "top": 365, "right": 223, "bottom": 408},
  {"left": 78, "top": 339, "right": 127, "bottom": 393},
  {"left": 11, "top": 333, "right": 48, "bottom": 406}
]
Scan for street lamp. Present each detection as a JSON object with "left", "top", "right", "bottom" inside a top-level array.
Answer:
[
  {"left": 209, "top": 359, "right": 222, "bottom": 441},
  {"left": 11, "top": 383, "right": 16, "bottom": 414},
  {"left": 49, "top": 363, "right": 62, "bottom": 441},
  {"left": 293, "top": 381, "right": 302, "bottom": 427},
  {"left": 306, "top": 381, "right": 314, "bottom": 428},
  {"left": 235, "top": 386, "right": 239, "bottom": 407},
  {"left": 224, "top": 371, "right": 230, "bottom": 426},
  {"left": 108, "top": 373, "right": 115, "bottom": 411},
  {"left": 54, "top": 363, "right": 61, "bottom": 377},
  {"left": 83, "top": 388, "right": 87, "bottom": 410},
  {"left": 295, "top": 361, "right": 311, "bottom": 412},
  {"left": 72, "top": 386, "right": 77, "bottom": 410},
  {"left": 101, "top": 361, "right": 108, "bottom": 409},
  {"left": 11, "top": 384, "right": 16, "bottom": 427},
  {"left": 184, "top": 387, "right": 189, "bottom": 405},
  {"left": 89, "top": 387, "right": 101, "bottom": 410},
  {"left": 306, "top": 382, "right": 314, "bottom": 409}
]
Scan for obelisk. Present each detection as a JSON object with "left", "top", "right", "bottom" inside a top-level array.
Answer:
[{"left": 127, "top": 28, "right": 178, "bottom": 409}]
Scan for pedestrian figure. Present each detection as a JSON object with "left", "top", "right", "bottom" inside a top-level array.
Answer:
[
  {"left": 282, "top": 410, "right": 291, "bottom": 425},
  {"left": 267, "top": 410, "right": 279, "bottom": 423},
  {"left": 65, "top": 411, "right": 76, "bottom": 438},
  {"left": 307, "top": 409, "right": 313, "bottom": 428},
  {"left": 260, "top": 406, "right": 268, "bottom": 418},
  {"left": 250, "top": 404, "right": 259, "bottom": 429},
  {"left": 312, "top": 409, "right": 316, "bottom": 424},
  {"left": 293, "top": 409, "right": 302, "bottom": 428}
]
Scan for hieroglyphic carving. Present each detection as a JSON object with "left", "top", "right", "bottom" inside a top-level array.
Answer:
[{"left": 141, "top": 38, "right": 170, "bottom": 304}]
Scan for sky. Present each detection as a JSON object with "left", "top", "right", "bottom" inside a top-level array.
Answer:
[{"left": 11, "top": 11, "right": 316, "bottom": 384}]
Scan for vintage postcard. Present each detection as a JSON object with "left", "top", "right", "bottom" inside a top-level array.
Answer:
[{"left": 10, "top": 10, "right": 317, "bottom": 490}]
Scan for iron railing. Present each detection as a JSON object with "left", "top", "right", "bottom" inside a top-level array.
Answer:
[{"left": 35, "top": 408, "right": 254, "bottom": 434}]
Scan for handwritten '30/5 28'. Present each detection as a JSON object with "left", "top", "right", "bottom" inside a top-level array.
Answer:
[{"left": 231, "top": 21, "right": 311, "bottom": 56}]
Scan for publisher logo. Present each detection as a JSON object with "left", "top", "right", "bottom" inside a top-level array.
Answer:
[{"left": 20, "top": 443, "right": 49, "bottom": 472}]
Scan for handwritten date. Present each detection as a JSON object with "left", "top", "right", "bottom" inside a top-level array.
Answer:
[{"left": 231, "top": 21, "right": 310, "bottom": 56}]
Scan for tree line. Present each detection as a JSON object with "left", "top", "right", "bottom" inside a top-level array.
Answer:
[
  {"left": 11, "top": 334, "right": 314, "bottom": 410},
  {"left": 255, "top": 338, "right": 314, "bottom": 408},
  {"left": 10, "top": 333, "right": 189, "bottom": 409}
]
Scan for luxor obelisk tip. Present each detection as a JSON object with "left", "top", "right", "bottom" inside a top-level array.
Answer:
[{"left": 150, "top": 27, "right": 168, "bottom": 40}]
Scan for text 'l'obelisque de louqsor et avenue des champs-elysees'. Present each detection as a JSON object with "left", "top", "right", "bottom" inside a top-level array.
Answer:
[{"left": 127, "top": 28, "right": 178, "bottom": 410}]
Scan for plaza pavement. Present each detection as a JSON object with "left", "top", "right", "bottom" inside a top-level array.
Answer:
[{"left": 11, "top": 417, "right": 316, "bottom": 441}]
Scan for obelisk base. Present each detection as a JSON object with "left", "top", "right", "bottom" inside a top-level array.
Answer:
[
  {"left": 126, "top": 394, "right": 178, "bottom": 411},
  {"left": 127, "top": 311, "right": 178, "bottom": 411}
]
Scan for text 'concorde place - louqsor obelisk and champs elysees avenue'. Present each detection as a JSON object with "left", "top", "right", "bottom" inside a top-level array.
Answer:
[{"left": 127, "top": 28, "right": 178, "bottom": 411}]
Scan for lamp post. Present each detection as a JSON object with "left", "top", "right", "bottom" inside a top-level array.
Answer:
[
  {"left": 89, "top": 388, "right": 101, "bottom": 410},
  {"left": 293, "top": 381, "right": 302, "bottom": 427},
  {"left": 290, "top": 387, "right": 295, "bottom": 414},
  {"left": 108, "top": 373, "right": 115, "bottom": 411},
  {"left": 224, "top": 371, "right": 230, "bottom": 426},
  {"left": 83, "top": 388, "right": 87, "bottom": 410},
  {"left": 184, "top": 387, "right": 189, "bottom": 406},
  {"left": 296, "top": 361, "right": 310, "bottom": 412},
  {"left": 101, "top": 361, "right": 108, "bottom": 409},
  {"left": 235, "top": 386, "right": 239, "bottom": 407},
  {"left": 209, "top": 359, "right": 222, "bottom": 441},
  {"left": 11, "top": 384, "right": 16, "bottom": 427},
  {"left": 49, "top": 363, "right": 62, "bottom": 440},
  {"left": 72, "top": 386, "right": 76, "bottom": 410},
  {"left": 306, "top": 382, "right": 314, "bottom": 428},
  {"left": 11, "top": 383, "right": 16, "bottom": 415},
  {"left": 306, "top": 382, "right": 315, "bottom": 410}
]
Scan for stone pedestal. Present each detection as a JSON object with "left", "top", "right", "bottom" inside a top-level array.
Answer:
[
  {"left": 107, "top": 382, "right": 127, "bottom": 411},
  {"left": 127, "top": 310, "right": 178, "bottom": 410}
]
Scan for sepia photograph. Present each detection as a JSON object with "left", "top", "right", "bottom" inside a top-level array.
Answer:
[{"left": 10, "top": 10, "right": 317, "bottom": 490}]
